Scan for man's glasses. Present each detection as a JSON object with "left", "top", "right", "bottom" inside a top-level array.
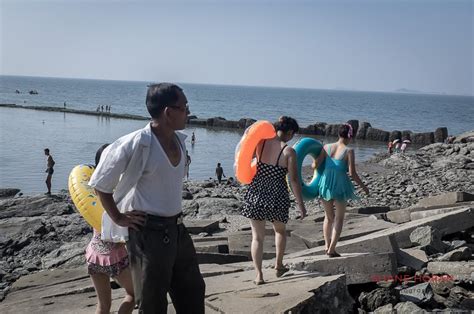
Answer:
[{"left": 168, "top": 105, "right": 190, "bottom": 114}]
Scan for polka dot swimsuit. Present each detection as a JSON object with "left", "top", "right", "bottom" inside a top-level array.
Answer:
[{"left": 242, "top": 141, "right": 291, "bottom": 223}]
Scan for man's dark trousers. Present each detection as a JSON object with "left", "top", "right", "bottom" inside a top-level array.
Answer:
[{"left": 127, "top": 214, "right": 205, "bottom": 313}]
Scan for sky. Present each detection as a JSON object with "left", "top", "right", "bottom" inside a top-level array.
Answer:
[{"left": 1, "top": 0, "right": 473, "bottom": 95}]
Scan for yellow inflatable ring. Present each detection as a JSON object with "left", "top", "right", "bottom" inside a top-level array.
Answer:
[
  {"left": 68, "top": 164, "right": 103, "bottom": 231},
  {"left": 235, "top": 120, "right": 276, "bottom": 184}
]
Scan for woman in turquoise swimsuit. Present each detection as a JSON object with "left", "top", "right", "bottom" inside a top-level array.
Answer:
[{"left": 313, "top": 124, "right": 369, "bottom": 257}]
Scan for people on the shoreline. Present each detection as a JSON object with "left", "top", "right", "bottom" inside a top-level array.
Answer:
[
  {"left": 215, "top": 163, "right": 226, "bottom": 184},
  {"left": 312, "top": 124, "right": 369, "bottom": 257},
  {"left": 185, "top": 150, "right": 191, "bottom": 180},
  {"left": 191, "top": 131, "right": 196, "bottom": 145},
  {"left": 63, "top": 101, "right": 67, "bottom": 109},
  {"left": 44, "top": 148, "right": 55, "bottom": 195},
  {"left": 240, "top": 116, "right": 307, "bottom": 285},
  {"left": 394, "top": 139, "right": 401, "bottom": 153},
  {"left": 400, "top": 141, "right": 407, "bottom": 154},
  {"left": 89, "top": 83, "right": 205, "bottom": 313},
  {"left": 86, "top": 144, "right": 135, "bottom": 314},
  {"left": 387, "top": 141, "right": 393, "bottom": 154},
  {"left": 101, "top": 105, "right": 104, "bottom": 112}
]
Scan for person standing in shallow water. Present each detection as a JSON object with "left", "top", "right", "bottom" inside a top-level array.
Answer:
[
  {"left": 312, "top": 124, "right": 369, "bottom": 258},
  {"left": 240, "top": 116, "right": 307, "bottom": 285},
  {"left": 89, "top": 83, "right": 205, "bottom": 313},
  {"left": 215, "top": 163, "right": 226, "bottom": 183},
  {"left": 44, "top": 148, "right": 55, "bottom": 195}
]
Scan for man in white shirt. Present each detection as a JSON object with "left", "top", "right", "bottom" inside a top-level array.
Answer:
[{"left": 89, "top": 83, "right": 205, "bottom": 313}]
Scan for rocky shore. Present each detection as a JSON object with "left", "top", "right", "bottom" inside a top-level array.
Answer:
[
  {"left": 0, "top": 135, "right": 473, "bottom": 312},
  {"left": 0, "top": 103, "right": 455, "bottom": 144}
]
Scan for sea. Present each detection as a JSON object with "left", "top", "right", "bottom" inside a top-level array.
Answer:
[{"left": 1, "top": 75, "right": 473, "bottom": 194}]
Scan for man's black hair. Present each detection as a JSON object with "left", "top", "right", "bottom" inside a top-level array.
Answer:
[{"left": 146, "top": 83, "right": 183, "bottom": 119}]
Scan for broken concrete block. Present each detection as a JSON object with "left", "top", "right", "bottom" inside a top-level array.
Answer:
[
  {"left": 416, "top": 192, "right": 474, "bottom": 208},
  {"left": 437, "top": 247, "right": 472, "bottom": 262},
  {"left": 204, "top": 270, "right": 354, "bottom": 313},
  {"left": 410, "top": 206, "right": 468, "bottom": 220},
  {"left": 287, "top": 252, "right": 397, "bottom": 284},
  {"left": 197, "top": 252, "right": 249, "bottom": 264},
  {"left": 399, "top": 282, "right": 433, "bottom": 304},
  {"left": 194, "top": 239, "right": 229, "bottom": 253},
  {"left": 347, "top": 206, "right": 391, "bottom": 215},
  {"left": 227, "top": 233, "right": 308, "bottom": 259},
  {"left": 373, "top": 303, "right": 396, "bottom": 313},
  {"left": 396, "top": 248, "right": 428, "bottom": 270},
  {"left": 393, "top": 301, "right": 425, "bottom": 313},
  {"left": 409, "top": 226, "right": 449, "bottom": 254},
  {"left": 199, "top": 264, "right": 244, "bottom": 278},
  {"left": 184, "top": 219, "right": 220, "bottom": 234},
  {"left": 427, "top": 262, "right": 474, "bottom": 281},
  {"left": 358, "top": 288, "right": 397, "bottom": 312},
  {"left": 291, "top": 217, "right": 395, "bottom": 248}
]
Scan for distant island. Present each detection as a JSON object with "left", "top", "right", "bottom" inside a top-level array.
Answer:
[{"left": 394, "top": 88, "right": 422, "bottom": 94}]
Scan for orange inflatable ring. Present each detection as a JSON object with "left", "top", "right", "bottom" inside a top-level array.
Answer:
[{"left": 235, "top": 120, "right": 276, "bottom": 184}]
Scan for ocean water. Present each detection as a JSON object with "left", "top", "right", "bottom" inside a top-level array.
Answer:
[{"left": 1, "top": 75, "right": 473, "bottom": 194}]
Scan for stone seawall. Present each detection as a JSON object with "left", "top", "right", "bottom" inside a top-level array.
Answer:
[
  {"left": 0, "top": 103, "right": 448, "bottom": 144},
  {"left": 188, "top": 116, "right": 449, "bottom": 145}
]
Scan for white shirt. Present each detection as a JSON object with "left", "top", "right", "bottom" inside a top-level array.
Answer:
[
  {"left": 132, "top": 132, "right": 184, "bottom": 216},
  {"left": 89, "top": 123, "right": 187, "bottom": 242}
]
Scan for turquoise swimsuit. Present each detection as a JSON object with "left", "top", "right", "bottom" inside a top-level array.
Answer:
[{"left": 316, "top": 144, "right": 358, "bottom": 202}]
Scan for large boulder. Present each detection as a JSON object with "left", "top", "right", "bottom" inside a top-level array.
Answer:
[
  {"left": 358, "top": 288, "right": 398, "bottom": 312},
  {"left": 238, "top": 118, "right": 256, "bottom": 129},
  {"left": 409, "top": 226, "right": 449, "bottom": 255},
  {"left": 0, "top": 188, "right": 20, "bottom": 198},
  {"left": 356, "top": 122, "right": 372, "bottom": 139},
  {"left": 434, "top": 127, "right": 448, "bottom": 143},
  {"left": 325, "top": 124, "right": 343, "bottom": 137},
  {"left": 389, "top": 131, "right": 402, "bottom": 142},
  {"left": 411, "top": 132, "right": 435, "bottom": 145},
  {"left": 366, "top": 127, "right": 390, "bottom": 142},
  {"left": 313, "top": 122, "right": 327, "bottom": 135}
]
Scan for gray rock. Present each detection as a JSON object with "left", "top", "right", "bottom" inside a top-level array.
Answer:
[
  {"left": 373, "top": 303, "right": 395, "bottom": 313},
  {"left": 409, "top": 226, "right": 449, "bottom": 255},
  {"left": 437, "top": 247, "right": 472, "bottom": 262},
  {"left": 399, "top": 282, "right": 433, "bottom": 304},
  {"left": 394, "top": 301, "right": 425, "bottom": 313},
  {"left": 434, "top": 127, "right": 448, "bottom": 143},
  {"left": 356, "top": 122, "right": 372, "bottom": 139},
  {"left": 358, "top": 288, "right": 398, "bottom": 312},
  {"left": 0, "top": 188, "right": 21, "bottom": 198},
  {"left": 366, "top": 127, "right": 390, "bottom": 142}
]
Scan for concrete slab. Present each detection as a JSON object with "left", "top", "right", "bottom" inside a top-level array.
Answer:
[
  {"left": 10, "top": 267, "right": 89, "bottom": 292},
  {"left": 416, "top": 192, "right": 474, "bottom": 208},
  {"left": 386, "top": 203, "right": 469, "bottom": 224},
  {"left": 285, "top": 207, "right": 473, "bottom": 262},
  {"left": 291, "top": 217, "right": 395, "bottom": 248},
  {"left": 427, "top": 262, "right": 474, "bottom": 281},
  {"left": 227, "top": 233, "right": 308, "bottom": 259},
  {"left": 396, "top": 248, "right": 428, "bottom": 270},
  {"left": 197, "top": 252, "right": 249, "bottom": 264},
  {"left": 286, "top": 252, "right": 397, "bottom": 284},
  {"left": 194, "top": 239, "right": 229, "bottom": 253},
  {"left": 184, "top": 219, "right": 220, "bottom": 234},
  {"left": 410, "top": 206, "right": 468, "bottom": 220},
  {"left": 199, "top": 264, "right": 244, "bottom": 278},
  {"left": 347, "top": 206, "right": 391, "bottom": 215},
  {"left": 204, "top": 269, "right": 354, "bottom": 313}
]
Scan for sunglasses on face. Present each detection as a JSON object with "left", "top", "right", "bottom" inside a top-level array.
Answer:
[{"left": 168, "top": 105, "right": 190, "bottom": 114}]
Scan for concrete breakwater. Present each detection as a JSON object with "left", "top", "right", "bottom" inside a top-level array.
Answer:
[{"left": 1, "top": 103, "right": 448, "bottom": 144}]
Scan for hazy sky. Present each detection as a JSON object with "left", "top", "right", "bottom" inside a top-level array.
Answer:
[{"left": 1, "top": 0, "right": 473, "bottom": 95}]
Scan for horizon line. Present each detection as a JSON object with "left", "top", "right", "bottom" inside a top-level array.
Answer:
[{"left": 1, "top": 73, "right": 472, "bottom": 98}]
